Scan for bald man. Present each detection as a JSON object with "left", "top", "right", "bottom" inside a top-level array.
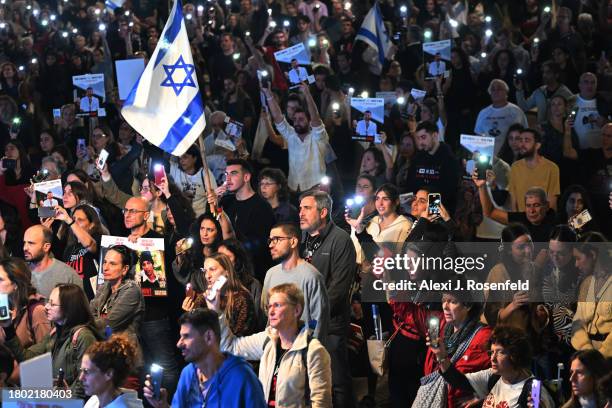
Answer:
[{"left": 24, "top": 225, "right": 82, "bottom": 298}]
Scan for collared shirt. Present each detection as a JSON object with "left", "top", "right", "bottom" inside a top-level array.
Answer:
[{"left": 275, "top": 118, "right": 328, "bottom": 191}]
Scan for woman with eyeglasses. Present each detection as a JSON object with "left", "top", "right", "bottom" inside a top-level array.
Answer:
[
  {"left": 208, "top": 283, "right": 332, "bottom": 408},
  {"left": 1, "top": 283, "right": 103, "bottom": 398},
  {"left": 258, "top": 167, "right": 298, "bottom": 224},
  {"left": 181, "top": 253, "right": 257, "bottom": 337},
  {"left": 571, "top": 232, "right": 612, "bottom": 357},
  {"left": 80, "top": 334, "right": 144, "bottom": 408}
]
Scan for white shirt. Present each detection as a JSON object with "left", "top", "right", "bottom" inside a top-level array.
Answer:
[
  {"left": 466, "top": 369, "right": 554, "bottom": 408},
  {"left": 43, "top": 198, "right": 58, "bottom": 207},
  {"left": 275, "top": 118, "right": 328, "bottom": 191},
  {"left": 288, "top": 66, "right": 309, "bottom": 85},
  {"left": 573, "top": 96, "right": 602, "bottom": 148},
  {"left": 428, "top": 60, "right": 447, "bottom": 77},
  {"left": 474, "top": 102, "right": 528, "bottom": 155},
  {"left": 356, "top": 119, "right": 378, "bottom": 137},
  {"left": 80, "top": 96, "right": 100, "bottom": 112}
]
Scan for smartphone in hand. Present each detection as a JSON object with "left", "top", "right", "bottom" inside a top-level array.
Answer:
[{"left": 428, "top": 193, "right": 441, "bottom": 215}]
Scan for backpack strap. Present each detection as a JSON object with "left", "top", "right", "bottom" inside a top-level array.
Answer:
[
  {"left": 302, "top": 334, "right": 313, "bottom": 406},
  {"left": 486, "top": 374, "right": 501, "bottom": 393},
  {"left": 72, "top": 326, "right": 85, "bottom": 349},
  {"left": 517, "top": 377, "right": 534, "bottom": 408}
]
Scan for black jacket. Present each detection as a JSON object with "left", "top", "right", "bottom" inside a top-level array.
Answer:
[{"left": 301, "top": 222, "right": 356, "bottom": 336}]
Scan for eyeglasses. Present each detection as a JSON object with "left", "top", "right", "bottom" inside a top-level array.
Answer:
[
  {"left": 122, "top": 208, "right": 147, "bottom": 215},
  {"left": 46, "top": 300, "right": 60, "bottom": 307},
  {"left": 140, "top": 186, "right": 150, "bottom": 192},
  {"left": 268, "top": 236, "right": 292, "bottom": 246}
]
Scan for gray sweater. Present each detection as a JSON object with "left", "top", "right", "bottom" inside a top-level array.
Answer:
[
  {"left": 30, "top": 259, "right": 83, "bottom": 299},
  {"left": 263, "top": 261, "right": 329, "bottom": 341}
]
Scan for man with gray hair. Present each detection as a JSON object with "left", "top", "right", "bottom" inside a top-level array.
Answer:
[
  {"left": 473, "top": 173, "right": 556, "bottom": 242},
  {"left": 298, "top": 190, "right": 356, "bottom": 408},
  {"left": 474, "top": 79, "right": 528, "bottom": 155}
]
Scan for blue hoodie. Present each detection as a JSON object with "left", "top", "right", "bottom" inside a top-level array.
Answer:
[{"left": 172, "top": 353, "right": 266, "bottom": 408}]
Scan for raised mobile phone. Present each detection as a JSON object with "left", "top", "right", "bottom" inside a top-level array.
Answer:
[
  {"left": 150, "top": 364, "right": 164, "bottom": 400},
  {"left": 427, "top": 315, "right": 440, "bottom": 347},
  {"left": 2, "top": 158, "right": 16, "bottom": 170},
  {"left": 96, "top": 149, "right": 109, "bottom": 170},
  {"left": 428, "top": 193, "right": 441, "bottom": 215},
  {"left": 185, "top": 283, "right": 196, "bottom": 300},
  {"left": 154, "top": 164, "right": 166, "bottom": 186},
  {"left": 0, "top": 293, "right": 10, "bottom": 321},
  {"left": 476, "top": 154, "right": 491, "bottom": 180},
  {"left": 207, "top": 275, "right": 227, "bottom": 301},
  {"left": 531, "top": 379, "right": 541, "bottom": 408},
  {"left": 346, "top": 196, "right": 365, "bottom": 219}
]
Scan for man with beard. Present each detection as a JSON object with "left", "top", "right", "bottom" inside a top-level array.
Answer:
[
  {"left": 299, "top": 190, "right": 356, "bottom": 408},
  {"left": 144, "top": 309, "right": 266, "bottom": 408},
  {"left": 23, "top": 225, "right": 82, "bottom": 298},
  {"left": 508, "top": 128, "right": 560, "bottom": 211},
  {"left": 262, "top": 223, "right": 329, "bottom": 340},
  {"left": 263, "top": 82, "right": 328, "bottom": 192},
  {"left": 212, "top": 159, "right": 276, "bottom": 281}
]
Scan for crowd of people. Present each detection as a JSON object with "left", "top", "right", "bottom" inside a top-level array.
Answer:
[{"left": 0, "top": 0, "right": 610, "bottom": 407}]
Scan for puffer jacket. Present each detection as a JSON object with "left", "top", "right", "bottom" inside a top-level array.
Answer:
[{"left": 219, "top": 315, "right": 332, "bottom": 408}]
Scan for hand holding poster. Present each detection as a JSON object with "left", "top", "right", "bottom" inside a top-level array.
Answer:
[
  {"left": 99, "top": 235, "right": 167, "bottom": 297},
  {"left": 423, "top": 39, "right": 451, "bottom": 78},
  {"left": 350, "top": 97, "right": 385, "bottom": 143},
  {"left": 34, "top": 179, "right": 63, "bottom": 218},
  {"left": 460, "top": 134, "right": 495, "bottom": 179}
]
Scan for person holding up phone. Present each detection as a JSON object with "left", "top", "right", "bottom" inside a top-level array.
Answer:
[
  {"left": 143, "top": 308, "right": 266, "bottom": 408},
  {"left": 181, "top": 253, "right": 257, "bottom": 337},
  {"left": 430, "top": 325, "right": 555, "bottom": 408}
]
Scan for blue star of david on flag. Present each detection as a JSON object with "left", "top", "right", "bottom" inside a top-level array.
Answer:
[{"left": 160, "top": 55, "right": 197, "bottom": 96}]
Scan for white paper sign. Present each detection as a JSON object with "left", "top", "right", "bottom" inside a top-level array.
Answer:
[
  {"left": 20, "top": 352, "right": 53, "bottom": 388},
  {"left": 274, "top": 42, "right": 311, "bottom": 65},
  {"left": 116, "top": 58, "right": 146, "bottom": 100},
  {"left": 350, "top": 97, "right": 385, "bottom": 123}
]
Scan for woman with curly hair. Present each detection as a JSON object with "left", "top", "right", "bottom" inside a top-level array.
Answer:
[{"left": 81, "top": 334, "right": 144, "bottom": 407}]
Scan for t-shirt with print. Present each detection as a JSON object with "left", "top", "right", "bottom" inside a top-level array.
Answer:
[
  {"left": 573, "top": 96, "right": 602, "bottom": 149},
  {"left": 474, "top": 103, "right": 528, "bottom": 155},
  {"left": 465, "top": 368, "right": 554, "bottom": 408}
]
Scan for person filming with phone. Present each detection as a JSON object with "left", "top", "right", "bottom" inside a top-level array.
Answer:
[{"left": 143, "top": 308, "right": 266, "bottom": 408}]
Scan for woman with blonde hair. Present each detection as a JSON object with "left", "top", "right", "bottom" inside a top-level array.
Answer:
[{"left": 182, "top": 253, "right": 257, "bottom": 336}]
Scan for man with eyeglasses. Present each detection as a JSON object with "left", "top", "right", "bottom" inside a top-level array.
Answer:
[
  {"left": 122, "top": 196, "right": 182, "bottom": 398},
  {"left": 211, "top": 159, "right": 276, "bottom": 281},
  {"left": 262, "top": 223, "right": 329, "bottom": 340},
  {"left": 24, "top": 225, "right": 82, "bottom": 298}
]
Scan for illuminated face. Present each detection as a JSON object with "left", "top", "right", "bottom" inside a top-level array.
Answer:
[
  {"left": 570, "top": 358, "right": 595, "bottom": 398},
  {"left": 441, "top": 294, "right": 470, "bottom": 326},
  {"left": 103, "top": 249, "right": 128, "bottom": 282},
  {"left": 299, "top": 196, "right": 324, "bottom": 233},
  {"left": 525, "top": 195, "right": 547, "bottom": 225},
  {"left": 199, "top": 219, "right": 218, "bottom": 246},
  {"left": 203, "top": 258, "right": 226, "bottom": 289},
  {"left": 375, "top": 191, "right": 395, "bottom": 217}
]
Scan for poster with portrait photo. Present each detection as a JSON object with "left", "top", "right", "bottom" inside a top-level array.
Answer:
[
  {"left": 460, "top": 134, "right": 495, "bottom": 179},
  {"left": 423, "top": 39, "right": 451, "bottom": 79},
  {"left": 34, "top": 179, "right": 63, "bottom": 218},
  {"left": 274, "top": 43, "right": 315, "bottom": 88},
  {"left": 72, "top": 73, "right": 107, "bottom": 117},
  {"left": 350, "top": 97, "right": 384, "bottom": 143},
  {"left": 98, "top": 235, "right": 167, "bottom": 297}
]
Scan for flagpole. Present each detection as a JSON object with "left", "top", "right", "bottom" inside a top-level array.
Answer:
[{"left": 197, "top": 133, "right": 218, "bottom": 217}]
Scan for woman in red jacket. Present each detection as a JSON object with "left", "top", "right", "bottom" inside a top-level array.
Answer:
[{"left": 390, "top": 278, "right": 492, "bottom": 408}]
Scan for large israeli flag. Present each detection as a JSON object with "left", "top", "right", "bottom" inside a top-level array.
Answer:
[
  {"left": 121, "top": 0, "right": 204, "bottom": 156},
  {"left": 355, "top": 2, "right": 392, "bottom": 71}
]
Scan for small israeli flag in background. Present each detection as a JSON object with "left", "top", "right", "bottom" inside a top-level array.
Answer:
[
  {"left": 355, "top": 2, "right": 392, "bottom": 72},
  {"left": 122, "top": 0, "right": 205, "bottom": 156}
]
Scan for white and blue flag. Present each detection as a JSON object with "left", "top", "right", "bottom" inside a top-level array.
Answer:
[
  {"left": 355, "top": 2, "right": 392, "bottom": 71},
  {"left": 121, "top": 0, "right": 205, "bottom": 156}
]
